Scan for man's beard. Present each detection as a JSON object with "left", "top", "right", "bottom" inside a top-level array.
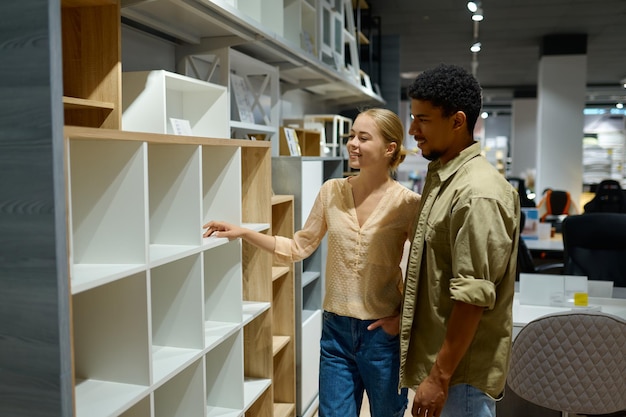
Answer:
[{"left": 421, "top": 149, "right": 441, "bottom": 161}]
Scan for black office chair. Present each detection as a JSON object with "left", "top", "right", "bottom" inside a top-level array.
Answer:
[
  {"left": 562, "top": 213, "right": 626, "bottom": 288},
  {"left": 507, "top": 177, "right": 536, "bottom": 208},
  {"left": 539, "top": 189, "right": 575, "bottom": 233},
  {"left": 583, "top": 179, "right": 626, "bottom": 213},
  {"left": 517, "top": 210, "right": 563, "bottom": 277}
]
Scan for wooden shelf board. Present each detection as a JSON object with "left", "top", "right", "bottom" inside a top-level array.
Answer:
[
  {"left": 272, "top": 335, "right": 290, "bottom": 356},
  {"left": 272, "top": 194, "right": 294, "bottom": 205},
  {"left": 272, "top": 266, "right": 290, "bottom": 281},
  {"left": 63, "top": 96, "right": 115, "bottom": 111},
  {"left": 358, "top": 31, "right": 370, "bottom": 45},
  {"left": 274, "top": 402, "right": 296, "bottom": 417},
  {"left": 62, "top": 0, "right": 117, "bottom": 7}
]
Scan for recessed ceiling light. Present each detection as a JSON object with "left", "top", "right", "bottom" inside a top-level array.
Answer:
[{"left": 401, "top": 71, "right": 422, "bottom": 79}]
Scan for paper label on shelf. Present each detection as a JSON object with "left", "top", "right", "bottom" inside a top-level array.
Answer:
[{"left": 169, "top": 118, "right": 192, "bottom": 135}]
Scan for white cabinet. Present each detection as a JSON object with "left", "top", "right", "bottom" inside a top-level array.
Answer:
[
  {"left": 271, "top": 156, "right": 343, "bottom": 417},
  {"left": 121, "top": 70, "right": 229, "bottom": 138},
  {"left": 66, "top": 126, "right": 275, "bottom": 417}
]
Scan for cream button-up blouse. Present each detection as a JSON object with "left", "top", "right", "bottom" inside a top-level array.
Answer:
[{"left": 274, "top": 178, "right": 420, "bottom": 320}]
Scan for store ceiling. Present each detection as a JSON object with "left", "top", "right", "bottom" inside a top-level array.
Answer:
[{"left": 367, "top": 0, "right": 626, "bottom": 109}]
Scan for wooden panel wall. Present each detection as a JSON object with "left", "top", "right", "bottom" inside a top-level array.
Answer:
[{"left": 0, "top": 0, "right": 72, "bottom": 416}]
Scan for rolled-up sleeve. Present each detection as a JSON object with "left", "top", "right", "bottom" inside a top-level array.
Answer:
[{"left": 449, "top": 198, "right": 516, "bottom": 310}]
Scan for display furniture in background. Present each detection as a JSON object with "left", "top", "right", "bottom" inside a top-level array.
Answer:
[
  {"left": 279, "top": 126, "right": 323, "bottom": 157},
  {"left": 177, "top": 47, "right": 281, "bottom": 150},
  {"left": 120, "top": 0, "right": 384, "bottom": 113},
  {"left": 284, "top": 115, "right": 353, "bottom": 174},
  {"left": 271, "top": 156, "right": 344, "bottom": 417}
]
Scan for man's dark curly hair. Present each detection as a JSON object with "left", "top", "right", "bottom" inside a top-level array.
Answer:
[{"left": 407, "top": 63, "right": 482, "bottom": 135}]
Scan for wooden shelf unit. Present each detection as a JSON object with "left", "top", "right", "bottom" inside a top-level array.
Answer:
[
  {"left": 279, "top": 126, "right": 322, "bottom": 157},
  {"left": 61, "top": 0, "right": 121, "bottom": 129},
  {"left": 271, "top": 157, "right": 343, "bottom": 417},
  {"left": 271, "top": 194, "right": 296, "bottom": 417}
]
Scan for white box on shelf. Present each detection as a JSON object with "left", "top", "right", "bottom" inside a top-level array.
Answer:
[{"left": 122, "top": 70, "right": 229, "bottom": 138}]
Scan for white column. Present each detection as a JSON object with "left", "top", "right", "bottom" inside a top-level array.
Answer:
[
  {"left": 535, "top": 52, "right": 587, "bottom": 209},
  {"left": 511, "top": 97, "right": 538, "bottom": 181}
]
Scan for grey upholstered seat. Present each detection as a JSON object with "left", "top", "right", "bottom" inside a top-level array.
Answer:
[{"left": 507, "top": 310, "right": 626, "bottom": 416}]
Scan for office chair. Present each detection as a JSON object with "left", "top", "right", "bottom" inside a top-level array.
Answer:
[
  {"left": 538, "top": 189, "right": 576, "bottom": 233},
  {"left": 583, "top": 179, "right": 626, "bottom": 213},
  {"left": 507, "top": 177, "right": 536, "bottom": 208},
  {"left": 507, "top": 310, "right": 626, "bottom": 417},
  {"left": 561, "top": 213, "right": 626, "bottom": 288},
  {"left": 517, "top": 211, "right": 564, "bottom": 277}
]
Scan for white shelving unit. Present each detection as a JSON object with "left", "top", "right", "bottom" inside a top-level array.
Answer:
[
  {"left": 121, "top": 0, "right": 384, "bottom": 109},
  {"left": 283, "top": 0, "right": 317, "bottom": 54},
  {"left": 271, "top": 156, "right": 343, "bottom": 417},
  {"left": 302, "top": 114, "right": 352, "bottom": 158},
  {"left": 179, "top": 48, "right": 281, "bottom": 152},
  {"left": 121, "top": 70, "right": 229, "bottom": 138},
  {"left": 66, "top": 126, "right": 275, "bottom": 417}
]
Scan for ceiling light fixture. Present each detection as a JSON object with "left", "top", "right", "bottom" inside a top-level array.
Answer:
[
  {"left": 470, "top": 42, "right": 482, "bottom": 53},
  {"left": 617, "top": 103, "right": 624, "bottom": 109},
  {"left": 472, "top": 8, "right": 484, "bottom": 21},
  {"left": 467, "top": 1, "right": 478, "bottom": 13}
]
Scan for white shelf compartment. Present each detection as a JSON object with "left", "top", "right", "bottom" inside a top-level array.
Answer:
[
  {"left": 202, "top": 145, "right": 242, "bottom": 225},
  {"left": 150, "top": 254, "right": 205, "bottom": 385},
  {"left": 205, "top": 331, "right": 245, "bottom": 415},
  {"left": 237, "top": 0, "right": 284, "bottom": 36},
  {"left": 122, "top": 70, "right": 229, "bottom": 138},
  {"left": 203, "top": 240, "right": 244, "bottom": 337},
  {"left": 68, "top": 138, "right": 148, "bottom": 295},
  {"left": 181, "top": 48, "right": 280, "bottom": 151},
  {"left": 153, "top": 359, "right": 206, "bottom": 417},
  {"left": 300, "top": 308, "right": 322, "bottom": 416},
  {"left": 72, "top": 273, "right": 151, "bottom": 417},
  {"left": 119, "top": 396, "right": 151, "bottom": 417},
  {"left": 283, "top": 0, "right": 316, "bottom": 53},
  {"left": 148, "top": 143, "right": 203, "bottom": 266}
]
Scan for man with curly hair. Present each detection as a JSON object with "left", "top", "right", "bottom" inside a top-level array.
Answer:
[{"left": 399, "top": 64, "right": 520, "bottom": 417}]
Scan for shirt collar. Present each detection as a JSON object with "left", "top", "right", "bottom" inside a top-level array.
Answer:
[{"left": 428, "top": 141, "right": 482, "bottom": 183}]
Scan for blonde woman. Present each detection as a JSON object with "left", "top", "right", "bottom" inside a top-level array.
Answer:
[{"left": 203, "top": 108, "right": 420, "bottom": 417}]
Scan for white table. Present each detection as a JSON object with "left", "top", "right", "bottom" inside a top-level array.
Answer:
[{"left": 523, "top": 236, "right": 564, "bottom": 252}]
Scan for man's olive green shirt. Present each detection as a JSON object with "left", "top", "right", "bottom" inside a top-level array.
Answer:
[{"left": 399, "top": 142, "right": 520, "bottom": 398}]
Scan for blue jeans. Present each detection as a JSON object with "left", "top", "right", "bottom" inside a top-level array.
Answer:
[
  {"left": 440, "top": 384, "right": 496, "bottom": 417},
  {"left": 318, "top": 311, "right": 408, "bottom": 417}
]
